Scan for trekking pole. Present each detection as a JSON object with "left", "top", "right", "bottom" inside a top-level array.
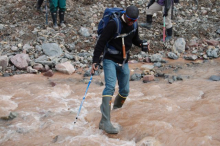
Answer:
[
  {"left": 74, "top": 64, "right": 99, "bottom": 124},
  {"left": 45, "top": 0, "right": 48, "bottom": 25},
  {"left": 171, "top": 1, "right": 174, "bottom": 20},
  {"left": 163, "top": 16, "right": 166, "bottom": 42}
]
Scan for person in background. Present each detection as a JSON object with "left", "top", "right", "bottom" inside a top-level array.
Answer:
[
  {"left": 50, "top": 0, "right": 66, "bottom": 30},
  {"left": 140, "top": 0, "right": 173, "bottom": 41},
  {"left": 91, "top": 5, "right": 150, "bottom": 134},
  {"left": 36, "top": 0, "right": 44, "bottom": 11}
]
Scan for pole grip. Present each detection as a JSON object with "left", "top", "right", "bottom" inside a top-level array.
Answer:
[
  {"left": 122, "top": 37, "right": 126, "bottom": 59},
  {"left": 122, "top": 45, "right": 126, "bottom": 59}
]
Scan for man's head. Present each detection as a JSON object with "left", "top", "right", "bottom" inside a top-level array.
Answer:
[{"left": 124, "top": 5, "right": 139, "bottom": 26}]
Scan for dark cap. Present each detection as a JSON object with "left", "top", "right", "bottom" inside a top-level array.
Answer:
[{"left": 125, "top": 5, "right": 139, "bottom": 20}]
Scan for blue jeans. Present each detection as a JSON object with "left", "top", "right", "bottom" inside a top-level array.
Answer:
[{"left": 102, "top": 59, "right": 130, "bottom": 97}]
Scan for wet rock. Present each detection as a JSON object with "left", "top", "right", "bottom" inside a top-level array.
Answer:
[
  {"left": 0, "top": 112, "right": 18, "bottom": 120},
  {"left": 50, "top": 81, "right": 56, "bottom": 87},
  {"left": 209, "top": 75, "right": 220, "bottom": 81},
  {"left": 177, "top": 75, "right": 183, "bottom": 80},
  {"left": 52, "top": 135, "right": 59, "bottom": 143},
  {"left": 141, "top": 64, "right": 154, "bottom": 70},
  {"left": 168, "top": 78, "right": 174, "bottom": 84},
  {"left": 143, "top": 75, "right": 154, "bottom": 83},
  {"left": 150, "top": 54, "right": 163, "bottom": 62},
  {"left": 154, "top": 62, "right": 162, "bottom": 67},
  {"left": 184, "top": 55, "right": 198, "bottom": 61},
  {"left": 33, "top": 64, "right": 44, "bottom": 71},
  {"left": 136, "top": 136, "right": 161, "bottom": 146},
  {"left": 167, "top": 52, "right": 179, "bottom": 60},
  {"left": 55, "top": 61, "right": 75, "bottom": 74},
  {"left": 130, "top": 73, "right": 142, "bottom": 81},
  {"left": 43, "top": 70, "right": 54, "bottom": 77},
  {"left": 3, "top": 73, "right": 10, "bottom": 77}
]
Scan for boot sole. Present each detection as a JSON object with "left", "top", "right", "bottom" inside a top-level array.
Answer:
[{"left": 99, "top": 125, "right": 119, "bottom": 134}]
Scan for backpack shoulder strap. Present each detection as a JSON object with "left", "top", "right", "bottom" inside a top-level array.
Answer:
[{"left": 112, "top": 17, "right": 122, "bottom": 37}]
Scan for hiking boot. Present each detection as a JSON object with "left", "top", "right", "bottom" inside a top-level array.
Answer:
[
  {"left": 99, "top": 97, "right": 119, "bottom": 134},
  {"left": 161, "top": 27, "right": 172, "bottom": 42},
  {"left": 59, "top": 11, "right": 66, "bottom": 28},
  {"left": 139, "top": 15, "right": 152, "bottom": 30},
  {"left": 51, "top": 12, "right": 59, "bottom": 30},
  {"left": 113, "top": 94, "right": 127, "bottom": 110}
]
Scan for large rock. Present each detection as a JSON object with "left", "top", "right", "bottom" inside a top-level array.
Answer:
[
  {"left": 42, "top": 43, "right": 63, "bottom": 57},
  {"left": 10, "top": 53, "right": 31, "bottom": 69},
  {"left": 173, "top": 38, "right": 186, "bottom": 53},
  {"left": 55, "top": 61, "right": 75, "bottom": 74}
]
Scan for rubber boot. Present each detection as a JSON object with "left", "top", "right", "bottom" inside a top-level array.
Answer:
[
  {"left": 51, "top": 12, "right": 59, "bottom": 30},
  {"left": 59, "top": 11, "right": 66, "bottom": 28},
  {"left": 139, "top": 15, "right": 152, "bottom": 30},
  {"left": 99, "top": 97, "right": 119, "bottom": 134},
  {"left": 113, "top": 94, "right": 127, "bottom": 110},
  {"left": 165, "top": 27, "right": 172, "bottom": 41}
]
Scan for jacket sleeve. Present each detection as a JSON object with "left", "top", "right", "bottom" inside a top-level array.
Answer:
[
  {"left": 132, "top": 24, "right": 143, "bottom": 48},
  {"left": 92, "top": 21, "right": 117, "bottom": 64},
  {"left": 164, "top": 0, "right": 172, "bottom": 12}
]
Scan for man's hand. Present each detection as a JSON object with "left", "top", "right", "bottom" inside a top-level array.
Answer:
[
  {"left": 90, "top": 63, "right": 99, "bottom": 75},
  {"left": 163, "top": 10, "right": 168, "bottom": 17}
]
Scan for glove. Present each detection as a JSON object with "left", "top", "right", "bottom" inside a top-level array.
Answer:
[
  {"left": 141, "top": 42, "right": 149, "bottom": 52},
  {"left": 163, "top": 10, "right": 168, "bottom": 17}
]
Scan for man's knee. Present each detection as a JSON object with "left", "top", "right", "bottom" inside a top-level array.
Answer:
[
  {"left": 120, "top": 88, "right": 129, "bottom": 97},
  {"left": 103, "top": 85, "right": 115, "bottom": 95}
]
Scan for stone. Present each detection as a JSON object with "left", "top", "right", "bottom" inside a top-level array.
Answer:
[{"left": 143, "top": 75, "right": 154, "bottom": 83}]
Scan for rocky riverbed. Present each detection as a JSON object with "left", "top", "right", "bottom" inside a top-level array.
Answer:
[{"left": 0, "top": 0, "right": 219, "bottom": 78}]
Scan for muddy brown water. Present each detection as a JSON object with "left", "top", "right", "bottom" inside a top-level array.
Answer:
[{"left": 0, "top": 58, "right": 220, "bottom": 146}]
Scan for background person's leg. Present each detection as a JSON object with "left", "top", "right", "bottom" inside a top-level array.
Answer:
[
  {"left": 50, "top": 0, "right": 58, "bottom": 30},
  {"left": 58, "top": 0, "right": 66, "bottom": 27},
  {"left": 140, "top": 2, "right": 162, "bottom": 29},
  {"left": 164, "top": 6, "right": 173, "bottom": 41}
]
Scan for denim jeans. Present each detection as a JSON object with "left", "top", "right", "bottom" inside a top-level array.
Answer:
[{"left": 102, "top": 59, "right": 130, "bottom": 97}]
